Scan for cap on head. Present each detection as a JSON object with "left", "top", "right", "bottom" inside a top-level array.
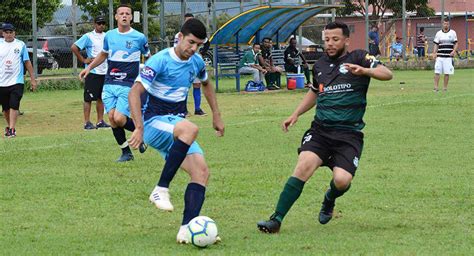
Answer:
[
  {"left": 2, "top": 23, "right": 15, "bottom": 31},
  {"left": 95, "top": 16, "right": 106, "bottom": 23}
]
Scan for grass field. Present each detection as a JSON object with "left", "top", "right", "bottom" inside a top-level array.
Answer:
[{"left": 1, "top": 70, "right": 473, "bottom": 254}]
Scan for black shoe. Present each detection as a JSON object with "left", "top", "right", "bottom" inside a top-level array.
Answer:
[
  {"left": 138, "top": 142, "right": 148, "bottom": 153},
  {"left": 319, "top": 198, "right": 335, "bottom": 225},
  {"left": 267, "top": 85, "right": 278, "bottom": 91},
  {"left": 257, "top": 214, "right": 281, "bottom": 233},
  {"left": 194, "top": 109, "right": 207, "bottom": 116},
  {"left": 116, "top": 152, "right": 134, "bottom": 162}
]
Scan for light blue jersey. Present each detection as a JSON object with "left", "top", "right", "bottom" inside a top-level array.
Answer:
[
  {"left": 0, "top": 39, "right": 30, "bottom": 87},
  {"left": 135, "top": 48, "right": 208, "bottom": 121},
  {"left": 74, "top": 30, "right": 107, "bottom": 75},
  {"left": 103, "top": 28, "right": 150, "bottom": 87}
]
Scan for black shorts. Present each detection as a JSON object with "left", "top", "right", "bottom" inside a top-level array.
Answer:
[
  {"left": 298, "top": 121, "right": 364, "bottom": 176},
  {"left": 84, "top": 73, "right": 105, "bottom": 102},
  {"left": 0, "top": 84, "right": 24, "bottom": 112}
]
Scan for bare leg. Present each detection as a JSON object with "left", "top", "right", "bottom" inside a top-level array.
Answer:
[
  {"left": 443, "top": 75, "right": 449, "bottom": 91},
  {"left": 96, "top": 99, "right": 105, "bottom": 123},
  {"left": 83, "top": 101, "right": 91, "bottom": 123},
  {"left": 434, "top": 73, "right": 440, "bottom": 91}
]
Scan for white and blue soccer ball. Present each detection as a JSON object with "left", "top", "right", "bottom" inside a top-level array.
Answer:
[{"left": 187, "top": 216, "right": 218, "bottom": 248}]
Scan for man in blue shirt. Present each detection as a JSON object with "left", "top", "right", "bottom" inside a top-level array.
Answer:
[
  {"left": 390, "top": 37, "right": 403, "bottom": 61},
  {"left": 128, "top": 19, "right": 224, "bottom": 244},
  {"left": 72, "top": 16, "right": 110, "bottom": 130},
  {"left": 79, "top": 4, "right": 150, "bottom": 162}
]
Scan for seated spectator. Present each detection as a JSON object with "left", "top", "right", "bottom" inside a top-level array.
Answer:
[
  {"left": 259, "top": 37, "right": 283, "bottom": 90},
  {"left": 284, "top": 37, "right": 311, "bottom": 86},
  {"left": 390, "top": 37, "right": 403, "bottom": 61},
  {"left": 238, "top": 43, "right": 267, "bottom": 84}
]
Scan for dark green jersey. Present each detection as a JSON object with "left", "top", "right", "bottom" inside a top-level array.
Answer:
[{"left": 311, "top": 50, "right": 379, "bottom": 131}]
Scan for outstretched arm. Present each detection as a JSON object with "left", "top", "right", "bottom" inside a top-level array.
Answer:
[
  {"left": 344, "top": 63, "right": 393, "bottom": 81},
  {"left": 201, "top": 80, "right": 225, "bottom": 137},
  {"left": 282, "top": 90, "right": 317, "bottom": 132}
]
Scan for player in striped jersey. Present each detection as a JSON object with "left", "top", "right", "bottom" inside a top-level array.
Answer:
[{"left": 432, "top": 19, "right": 458, "bottom": 92}]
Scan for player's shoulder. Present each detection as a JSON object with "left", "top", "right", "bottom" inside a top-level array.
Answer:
[
  {"left": 14, "top": 38, "right": 26, "bottom": 47},
  {"left": 350, "top": 49, "right": 369, "bottom": 59},
  {"left": 191, "top": 53, "right": 205, "bottom": 67}
]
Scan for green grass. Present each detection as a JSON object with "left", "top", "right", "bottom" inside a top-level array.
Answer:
[{"left": 1, "top": 70, "right": 473, "bottom": 255}]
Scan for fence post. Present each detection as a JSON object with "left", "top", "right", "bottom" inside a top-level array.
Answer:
[
  {"left": 72, "top": 0, "right": 78, "bottom": 76},
  {"left": 160, "top": 0, "right": 165, "bottom": 49},
  {"left": 109, "top": 0, "right": 114, "bottom": 29},
  {"left": 32, "top": 0, "right": 38, "bottom": 77},
  {"left": 143, "top": 0, "right": 148, "bottom": 39}
]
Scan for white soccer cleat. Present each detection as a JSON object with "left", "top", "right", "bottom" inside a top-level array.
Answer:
[
  {"left": 149, "top": 186, "right": 174, "bottom": 211},
  {"left": 176, "top": 225, "right": 190, "bottom": 244}
]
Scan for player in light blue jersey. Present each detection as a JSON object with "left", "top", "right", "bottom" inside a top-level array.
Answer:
[
  {"left": 128, "top": 19, "right": 225, "bottom": 244},
  {"left": 72, "top": 16, "right": 110, "bottom": 130},
  {"left": 0, "top": 23, "right": 37, "bottom": 138},
  {"left": 79, "top": 4, "right": 150, "bottom": 162}
]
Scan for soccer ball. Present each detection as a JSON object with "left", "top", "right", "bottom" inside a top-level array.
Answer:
[{"left": 187, "top": 216, "right": 218, "bottom": 248}]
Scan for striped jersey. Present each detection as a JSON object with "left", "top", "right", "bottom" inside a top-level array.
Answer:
[
  {"left": 102, "top": 28, "right": 150, "bottom": 87},
  {"left": 416, "top": 33, "right": 426, "bottom": 48},
  {"left": 0, "top": 38, "right": 30, "bottom": 87},
  {"left": 311, "top": 50, "right": 380, "bottom": 131},
  {"left": 433, "top": 29, "right": 457, "bottom": 58},
  {"left": 135, "top": 48, "right": 208, "bottom": 120},
  {"left": 74, "top": 30, "right": 107, "bottom": 75}
]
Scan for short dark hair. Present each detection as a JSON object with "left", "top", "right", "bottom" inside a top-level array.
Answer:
[
  {"left": 184, "top": 13, "right": 194, "bottom": 18},
  {"left": 420, "top": 27, "right": 424, "bottom": 32},
  {"left": 181, "top": 19, "right": 207, "bottom": 40},
  {"left": 325, "top": 21, "right": 350, "bottom": 37},
  {"left": 443, "top": 18, "right": 450, "bottom": 23},
  {"left": 116, "top": 4, "right": 132, "bottom": 14},
  {"left": 252, "top": 42, "right": 260, "bottom": 47},
  {"left": 262, "top": 37, "right": 272, "bottom": 43},
  {"left": 289, "top": 37, "right": 297, "bottom": 43}
]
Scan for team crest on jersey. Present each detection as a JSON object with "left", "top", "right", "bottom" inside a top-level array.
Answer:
[
  {"left": 188, "top": 70, "right": 196, "bottom": 84},
  {"left": 126, "top": 41, "right": 133, "bottom": 49},
  {"left": 14, "top": 48, "right": 20, "bottom": 54},
  {"left": 339, "top": 64, "right": 348, "bottom": 74}
]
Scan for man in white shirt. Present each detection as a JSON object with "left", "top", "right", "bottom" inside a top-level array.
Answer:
[
  {"left": 432, "top": 18, "right": 458, "bottom": 92},
  {"left": 72, "top": 16, "right": 110, "bottom": 130},
  {"left": 0, "top": 23, "right": 37, "bottom": 138}
]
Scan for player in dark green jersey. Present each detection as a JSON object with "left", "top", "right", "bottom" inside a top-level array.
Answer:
[{"left": 257, "top": 21, "right": 393, "bottom": 233}]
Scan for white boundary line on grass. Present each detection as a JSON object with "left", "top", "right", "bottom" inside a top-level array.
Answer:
[{"left": 3, "top": 92, "right": 473, "bottom": 153}]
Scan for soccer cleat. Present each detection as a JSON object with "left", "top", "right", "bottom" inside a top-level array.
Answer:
[
  {"left": 116, "top": 152, "right": 134, "bottom": 162},
  {"left": 96, "top": 120, "right": 111, "bottom": 129},
  {"left": 194, "top": 109, "right": 207, "bottom": 116},
  {"left": 257, "top": 214, "right": 281, "bottom": 233},
  {"left": 6, "top": 128, "right": 16, "bottom": 138},
  {"left": 319, "top": 198, "right": 335, "bottom": 225},
  {"left": 149, "top": 186, "right": 174, "bottom": 211},
  {"left": 138, "top": 142, "right": 148, "bottom": 153},
  {"left": 84, "top": 121, "right": 96, "bottom": 130},
  {"left": 176, "top": 225, "right": 190, "bottom": 244}
]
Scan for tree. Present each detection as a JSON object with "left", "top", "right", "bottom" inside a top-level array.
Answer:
[
  {"left": 0, "top": 0, "right": 62, "bottom": 35},
  {"left": 338, "top": 0, "right": 435, "bottom": 20},
  {"left": 76, "top": 0, "right": 160, "bottom": 38}
]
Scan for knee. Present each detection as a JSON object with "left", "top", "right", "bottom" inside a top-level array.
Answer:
[
  {"left": 175, "top": 121, "right": 199, "bottom": 141},
  {"left": 333, "top": 175, "right": 352, "bottom": 190}
]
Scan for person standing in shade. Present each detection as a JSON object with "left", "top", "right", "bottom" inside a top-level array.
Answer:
[
  {"left": 0, "top": 23, "right": 37, "bottom": 138},
  {"left": 257, "top": 21, "right": 393, "bottom": 233},
  {"left": 174, "top": 13, "right": 206, "bottom": 116},
  {"left": 433, "top": 18, "right": 457, "bottom": 92},
  {"left": 284, "top": 37, "right": 311, "bottom": 86},
  {"left": 416, "top": 27, "right": 427, "bottom": 59},
  {"left": 72, "top": 16, "right": 110, "bottom": 130},
  {"left": 79, "top": 4, "right": 149, "bottom": 162}
]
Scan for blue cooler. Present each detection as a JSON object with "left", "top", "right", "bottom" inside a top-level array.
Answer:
[{"left": 287, "top": 73, "right": 305, "bottom": 89}]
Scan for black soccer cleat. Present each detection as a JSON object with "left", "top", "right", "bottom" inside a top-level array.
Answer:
[
  {"left": 116, "top": 152, "right": 134, "bottom": 162},
  {"left": 319, "top": 198, "right": 335, "bottom": 225},
  {"left": 257, "top": 215, "right": 281, "bottom": 234}
]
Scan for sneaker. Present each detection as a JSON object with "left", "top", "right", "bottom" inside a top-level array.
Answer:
[
  {"left": 267, "top": 85, "right": 279, "bottom": 91},
  {"left": 6, "top": 128, "right": 16, "bottom": 138},
  {"left": 194, "top": 109, "right": 207, "bottom": 116},
  {"left": 139, "top": 142, "right": 148, "bottom": 153},
  {"left": 84, "top": 121, "right": 96, "bottom": 130},
  {"left": 4, "top": 127, "right": 9, "bottom": 137},
  {"left": 433, "top": 88, "right": 439, "bottom": 92},
  {"left": 116, "top": 152, "right": 134, "bottom": 162},
  {"left": 149, "top": 186, "right": 174, "bottom": 211},
  {"left": 177, "top": 225, "right": 190, "bottom": 244},
  {"left": 257, "top": 214, "right": 281, "bottom": 233},
  {"left": 96, "top": 120, "right": 111, "bottom": 129},
  {"left": 319, "top": 197, "right": 335, "bottom": 225}
]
